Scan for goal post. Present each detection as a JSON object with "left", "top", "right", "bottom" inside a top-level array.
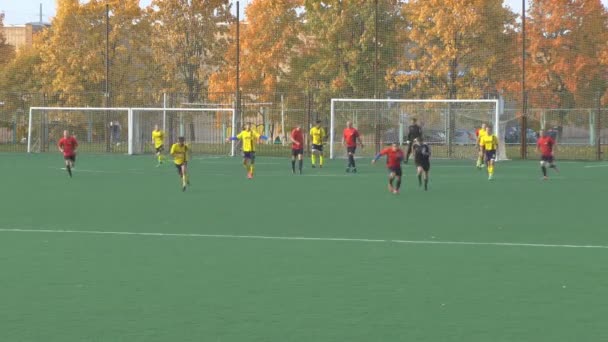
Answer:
[
  {"left": 130, "top": 107, "right": 236, "bottom": 156},
  {"left": 330, "top": 99, "right": 503, "bottom": 160},
  {"left": 28, "top": 107, "right": 236, "bottom": 156},
  {"left": 28, "top": 107, "right": 131, "bottom": 154}
]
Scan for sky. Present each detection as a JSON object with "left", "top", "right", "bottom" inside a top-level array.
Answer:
[{"left": 2, "top": 0, "right": 608, "bottom": 25}]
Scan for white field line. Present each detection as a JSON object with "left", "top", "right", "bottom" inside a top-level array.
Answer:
[
  {"left": 1, "top": 228, "right": 607, "bottom": 249},
  {"left": 584, "top": 164, "right": 608, "bottom": 168},
  {"left": 51, "top": 167, "right": 145, "bottom": 174}
]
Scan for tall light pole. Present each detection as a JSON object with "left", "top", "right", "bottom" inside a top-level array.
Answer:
[{"left": 521, "top": 0, "right": 527, "bottom": 159}]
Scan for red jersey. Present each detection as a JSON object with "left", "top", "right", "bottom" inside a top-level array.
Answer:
[
  {"left": 343, "top": 127, "right": 360, "bottom": 147},
  {"left": 291, "top": 128, "right": 304, "bottom": 150},
  {"left": 537, "top": 136, "right": 555, "bottom": 156},
  {"left": 58, "top": 136, "right": 78, "bottom": 156},
  {"left": 378, "top": 147, "right": 404, "bottom": 169}
]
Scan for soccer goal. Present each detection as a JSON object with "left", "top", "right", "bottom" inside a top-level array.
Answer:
[
  {"left": 28, "top": 107, "right": 131, "bottom": 154},
  {"left": 130, "top": 107, "right": 236, "bottom": 156},
  {"left": 329, "top": 99, "right": 506, "bottom": 160}
]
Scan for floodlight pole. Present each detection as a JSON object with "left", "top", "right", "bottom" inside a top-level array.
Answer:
[
  {"left": 520, "top": 0, "right": 528, "bottom": 159},
  {"left": 105, "top": 3, "right": 111, "bottom": 152},
  {"left": 235, "top": 0, "right": 241, "bottom": 129}
]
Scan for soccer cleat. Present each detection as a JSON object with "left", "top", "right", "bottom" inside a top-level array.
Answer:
[
  {"left": 542, "top": 176, "right": 548, "bottom": 181},
  {"left": 182, "top": 185, "right": 187, "bottom": 192},
  {"left": 247, "top": 172, "right": 253, "bottom": 179},
  {"left": 488, "top": 174, "right": 493, "bottom": 180},
  {"left": 346, "top": 167, "right": 350, "bottom": 173},
  {"left": 392, "top": 189, "right": 400, "bottom": 194},
  {"left": 319, "top": 165, "right": 323, "bottom": 168},
  {"left": 352, "top": 168, "right": 357, "bottom": 173},
  {"left": 312, "top": 165, "right": 316, "bottom": 168}
]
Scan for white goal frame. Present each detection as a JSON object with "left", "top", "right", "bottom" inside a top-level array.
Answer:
[
  {"left": 28, "top": 107, "right": 236, "bottom": 156},
  {"left": 130, "top": 107, "right": 236, "bottom": 156},
  {"left": 329, "top": 98, "right": 501, "bottom": 159},
  {"left": 28, "top": 107, "right": 130, "bottom": 153}
]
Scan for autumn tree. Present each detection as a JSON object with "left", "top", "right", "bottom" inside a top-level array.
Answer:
[
  {"left": 208, "top": 0, "right": 303, "bottom": 101},
  {"left": 391, "top": 0, "right": 516, "bottom": 99},
  {"left": 37, "top": 0, "right": 157, "bottom": 106},
  {"left": 148, "top": 0, "right": 232, "bottom": 103},
  {"left": 524, "top": 0, "right": 608, "bottom": 109}
]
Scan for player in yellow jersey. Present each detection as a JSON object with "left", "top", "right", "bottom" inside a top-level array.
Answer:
[
  {"left": 475, "top": 123, "right": 487, "bottom": 168},
  {"left": 227, "top": 123, "right": 268, "bottom": 179},
  {"left": 309, "top": 120, "right": 326, "bottom": 168},
  {"left": 152, "top": 124, "right": 165, "bottom": 167},
  {"left": 479, "top": 126, "right": 498, "bottom": 180},
  {"left": 170, "top": 136, "right": 190, "bottom": 191}
]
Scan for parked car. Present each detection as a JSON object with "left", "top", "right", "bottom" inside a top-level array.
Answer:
[
  {"left": 505, "top": 127, "right": 538, "bottom": 144},
  {"left": 453, "top": 129, "right": 477, "bottom": 145}
]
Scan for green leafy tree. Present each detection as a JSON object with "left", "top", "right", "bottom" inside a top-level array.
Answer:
[
  {"left": 148, "top": 0, "right": 232, "bottom": 103},
  {"left": 293, "top": 0, "right": 403, "bottom": 114}
]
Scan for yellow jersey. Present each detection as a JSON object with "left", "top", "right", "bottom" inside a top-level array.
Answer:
[
  {"left": 309, "top": 126, "right": 326, "bottom": 145},
  {"left": 152, "top": 130, "right": 165, "bottom": 148},
  {"left": 479, "top": 134, "right": 498, "bottom": 151},
  {"left": 237, "top": 129, "right": 261, "bottom": 152},
  {"left": 170, "top": 143, "right": 189, "bottom": 165},
  {"left": 477, "top": 128, "right": 487, "bottom": 144}
]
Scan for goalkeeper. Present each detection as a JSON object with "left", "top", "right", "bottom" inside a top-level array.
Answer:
[{"left": 404, "top": 117, "right": 422, "bottom": 164}]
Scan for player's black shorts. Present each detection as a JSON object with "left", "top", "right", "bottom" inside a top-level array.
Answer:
[
  {"left": 347, "top": 146, "right": 357, "bottom": 154},
  {"left": 485, "top": 150, "right": 496, "bottom": 161},
  {"left": 243, "top": 151, "right": 256, "bottom": 160},
  {"left": 292, "top": 148, "right": 303, "bottom": 156},
  {"left": 175, "top": 162, "right": 186, "bottom": 174},
  {"left": 541, "top": 155, "right": 554, "bottom": 163},
  {"left": 388, "top": 166, "right": 402, "bottom": 176},
  {"left": 312, "top": 144, "right": 323, "bottom": 152},
  {"left": 416, "top": 161, "right": 430, "bottom": 172},
  {"left": 64, "top": 155, "right": 76, "bottom": 162},
  {"left": 155, "top": 145, "right": 164, "bottom": 153}
]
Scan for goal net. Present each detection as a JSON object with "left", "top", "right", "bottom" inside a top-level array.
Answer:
[
  {"left": 130, "top": 107, "right": 236, "bottom": 156},
  {"left": 28, "top": 107, "right": 130, "bottom": 154},
  {"left": 330, "top": 99, "right": 505, "bottom": 160}
]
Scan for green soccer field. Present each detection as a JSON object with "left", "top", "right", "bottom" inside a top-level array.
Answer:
[{"left": 1, "top": 153, "right": 608, "bottom": 342}]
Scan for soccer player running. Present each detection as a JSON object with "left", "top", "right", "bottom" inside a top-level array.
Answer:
[
  {"left": 372, "top": 142, "right": 405, "bottom": 194},
  {"left": 404, "top": 117, "right": 422, "bottom": 164},
  {"left": 152, "top": 124, "right": 165, "bottom": 167},
  {"left": 475, "top": 123, "right": 488, "bottom": 168},
  {"left": 228, "top": 123, "right": 268, "bottom": 179},
  {"left": 413, "top": 137, "right": 431, "bottom": 190},
  {"left": 290, "top": 124, "right": 304, "bottom": 174},
  {"left": 478, "top": 125, "right": 498, "bottom": 180},
  {"left": 536, "top": 129, "right": 559, "bottom": 180},
  {"left": 58, "top": 130, "right": 78, "bottom": 178},
  {"left": 343, "top": 121, "right": 363, "bottom": 173},
  {"left": 170, "top": 136, "right": 190, "bottom": 191},
  {"left": 309, "top": 120, "right": 326, "bottom": 168}
]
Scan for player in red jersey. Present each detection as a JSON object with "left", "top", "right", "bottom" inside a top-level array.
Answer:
[
  {"left": 342, "top": 121, "right": 363, "bottom": 173},
  {"left": 57, "top": 130, "right": 78, "bottom": 177},
  {"left": 290, "top": 125, "right": 304, "bottom": 174},
  {"left": 372, "top": 142, "right": 405, "bottom": 194},
  {"left": 536, "top": 129, "right": 559, "bottom": 180}
]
